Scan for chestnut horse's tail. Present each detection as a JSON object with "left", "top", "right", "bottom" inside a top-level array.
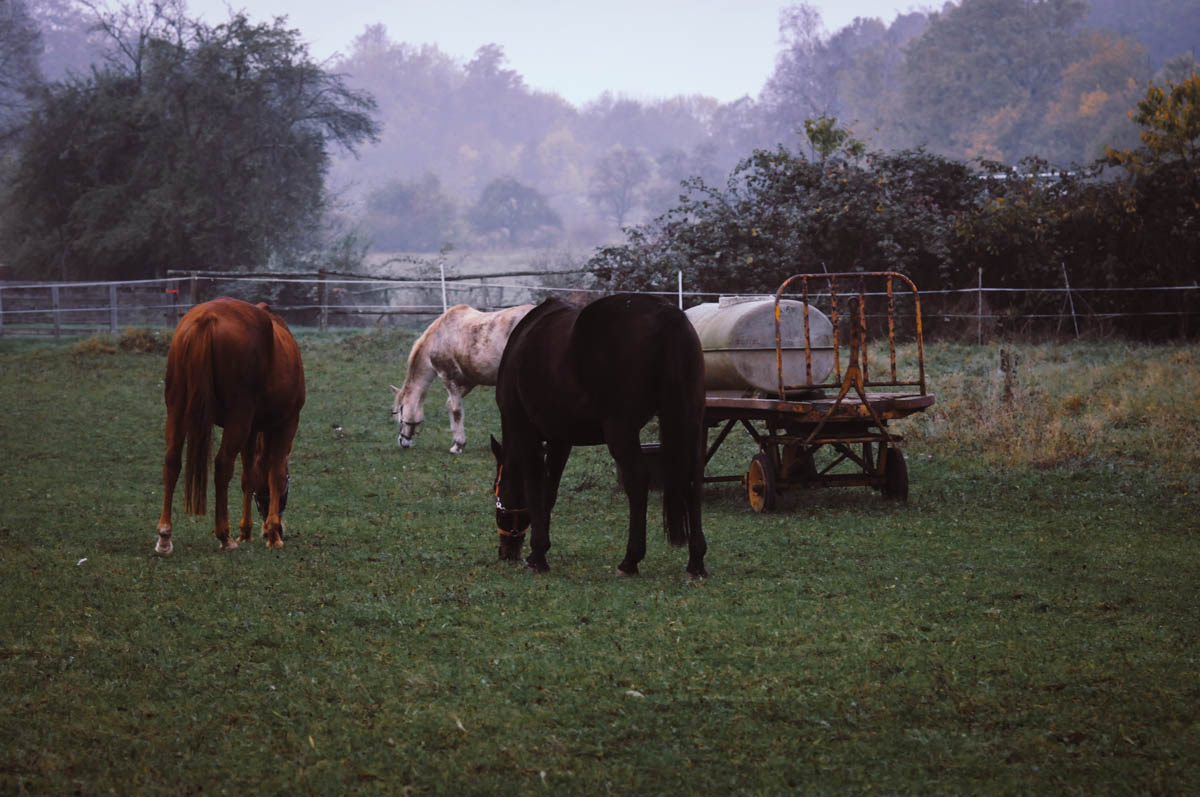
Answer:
[
  {"left": 181, "top": 312, "right": 218, "bottom": 515},
  {"left": 658, "top": 317, "right": 706, "bottom": 548}
]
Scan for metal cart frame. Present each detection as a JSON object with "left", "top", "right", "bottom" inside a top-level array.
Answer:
[{"left": 700, "top": 272, "right": 934, "bottom": 511}]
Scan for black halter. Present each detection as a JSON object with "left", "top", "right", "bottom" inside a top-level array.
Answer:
[{"left": 396, "top": 417, "right": 419, "bottom": 445}]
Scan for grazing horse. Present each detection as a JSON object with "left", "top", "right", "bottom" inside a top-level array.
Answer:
[
  {"left": 491, "top": 294, "right": 708, "bottom": 577},
  {"left": 154, "top": 298, "right": 306, "bottom": 555},
  {"left": 391, "top": 303, "right": 533, "bottom": 453}
]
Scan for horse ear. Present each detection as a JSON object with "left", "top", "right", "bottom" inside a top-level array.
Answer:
[
  {"left": 390, "top": 385, "right": 401, "bottom": 395},
  {"left": 490, "top": 434, "right": 502, "bottom": 461}
]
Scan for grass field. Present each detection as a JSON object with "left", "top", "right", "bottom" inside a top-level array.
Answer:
[{"left": 1, "top": 329, "right": 1197, "bottom": 794}]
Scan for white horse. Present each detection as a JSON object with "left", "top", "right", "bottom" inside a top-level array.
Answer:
[{"left": 391, "top": 303, "right": 534, "bottom": 453}]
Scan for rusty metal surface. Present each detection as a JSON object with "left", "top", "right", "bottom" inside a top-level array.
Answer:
[
  {"left": 702, "top": 271, "right": 934, "bottom": 505},
  {"left": 771, "top": 271, "right": 928, "bottom": 397},
  {"left": 705, "top": 392, "right": 934, "bottom": 423}
]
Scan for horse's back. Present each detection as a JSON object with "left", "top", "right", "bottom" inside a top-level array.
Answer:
[
  {"left": 570, "top": 294, "right": 702, "bottom": 410},
  {"left": 168, "top": 298, "right": 303, "bottom": 424},
  {"left": 498, "top": 294, "right": 703, "bottom": 440},
  {"left": 428, "top": 303, "right": 533, "bottom": 386}
]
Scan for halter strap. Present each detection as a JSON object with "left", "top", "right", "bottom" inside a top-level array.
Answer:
[
  {"left": 494, "top": 465, "right": 529, "bottom": 536},
  {"left": 493, "top": 465, "right": 528, "bottom": 513}
]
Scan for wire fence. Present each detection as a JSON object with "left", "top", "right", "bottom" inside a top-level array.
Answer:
[{"left": 1, "top": 267, "right": 1196, "bottom": 341}]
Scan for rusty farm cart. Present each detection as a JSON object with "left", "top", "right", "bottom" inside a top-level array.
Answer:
[{"left": 689, "top": 272, "right": 934, "bottom": 511}]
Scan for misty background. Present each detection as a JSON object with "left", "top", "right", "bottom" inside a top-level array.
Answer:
[{"left": 1, "top": 0, "right": 1198, "bottom": 274}]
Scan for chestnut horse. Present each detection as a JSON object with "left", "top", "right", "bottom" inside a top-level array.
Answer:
[
  {"left": 154, "top": 298, "right": 305, "bottom": 555},
  {"left": 391, "top": 303, "right": 532, "bottom": 453},
  {"left": 491, "top": 294, "right": 708, "bottom": 577}
]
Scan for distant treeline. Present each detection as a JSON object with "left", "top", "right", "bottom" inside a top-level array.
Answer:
[
  {"left": 0, "top": 0, "right": 1197, "bottom": 335},
  {"left": 325, "top": 0, "right": 1200, "bottom": 247},
  {"left": 587, "top": 93, "right": 1200, "bottom": 340}
]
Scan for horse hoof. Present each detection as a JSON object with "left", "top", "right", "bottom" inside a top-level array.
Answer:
[
  {"left": 220, "top": 539, "right": 239, "bottom": 552},
  {"left": 449, "top": 444, "right": 464, "bottom": 454},
  {"left": 688, "top": 567, "right": 708, "bottom": 580},
  {"left": 154, "top": 540, "right": 173, "bottom": 556},
  {"left": 524, "top": 558, "right": 549, "bottom": 574},
  {"left": 616, "top": 565, "right": 638, "bottom": 577}
]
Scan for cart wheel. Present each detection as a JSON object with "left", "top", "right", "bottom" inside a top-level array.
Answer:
[
  {"left": 881, "top": 447, "right": 908, "bottom": 503},
  {"left": 746, "top": 452, "right": 777, "bottom": 513}
]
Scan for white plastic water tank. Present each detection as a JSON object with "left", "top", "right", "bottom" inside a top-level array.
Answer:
[{"left": 685, "top": 296, "right": 834, "bottom": 395}]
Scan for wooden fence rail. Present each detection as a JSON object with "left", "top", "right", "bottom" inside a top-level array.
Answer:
[{"left": 1, "top": 269, "right": 1196, "bottom": 339}]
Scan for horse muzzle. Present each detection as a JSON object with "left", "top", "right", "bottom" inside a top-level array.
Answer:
[
  {"left": 397, "top": 421, "right": 419, "bottom": 448},
  {"left": 254, "top": 474, "right": 290, "bottom": 520}
]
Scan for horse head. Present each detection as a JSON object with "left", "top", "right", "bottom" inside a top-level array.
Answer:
[
  {"left": 390, "top": 384, "right": 424, "bottom": 448},
  {"left": 490, "top": 435, "right": 529, "bottom": 561},
  {"left": 254, "top": 471, "right": 290, "bottom": 520}
]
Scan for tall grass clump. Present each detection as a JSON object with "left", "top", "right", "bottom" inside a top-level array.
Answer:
[{"left": 908, "top": 342, "right": 1199, "bottom": 488}]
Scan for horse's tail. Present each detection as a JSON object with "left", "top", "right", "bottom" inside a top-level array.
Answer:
[
  {"left": 658, "top": 315, "right": 706, "bottom": 547},
  {"left": 181, "top": 313, "right": 218, "bottom": 515}
]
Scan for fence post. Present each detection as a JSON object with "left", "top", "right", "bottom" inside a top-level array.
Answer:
[
  {"left": 678, "top": 270, "right": 683, "bottom": 309},
  {"left": 977, "top": 268, "right": 983, "bottom": 345},
  {"left": 1062, "top": 262, "right": 1079, "bottom": 339},
  {"left": 0, "top": 285, "right": 5, "bottom": 337},
  {"left": 318, "top": 269, "right": 330, "bottom": 332},
  {"left": 51, "top": 285, "right": 62, "bottom": 339},
  {"left": 439, "top": 260, "right": 448, "bottom": 313},
  {"left": 189, "top": 272, "right": 199, "bottom": 310},
  {"left": 109, "top": 283, "right": 118, "bottom": 334}
]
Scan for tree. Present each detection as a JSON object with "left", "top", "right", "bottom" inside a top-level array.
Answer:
[
  {"left": 759, "top": 7, "right": 929, "bottom": 154},
  {"left": 364, "top": 174, "right": 458, "bottom": 252},
  {"left": 1109, "top": 73, "right": 1200, "bottom": 166},
  {"left": 902, "top": 0, "right": 1089, "bottom": 162},
  {"left": 0, "top": 0, "right": 42, "bottom": 147},
  {"left": 1041, "top": 30, "right": 1149, "bottom": 162},
  {"left": 588, "top": 146, "right": 651, "bottom": 226},
  {"left": 803, "top": 116, "right": 865, "bottom": 162},
  {"left": 1085, "top": 0, "right": 1200, "bottom": 69},
  {"left": 590, "top": 142, "right": 978, "bottom": 298},
  {"left": 27, "top": 0, "right": 108, "bottom": 79},
  {"left": 821, "top": 14, "right": 926, "bottom": 153},
  {"left": 0, "top": 5, "right": 378, "bottom": 280},
  {"left": 1099, "top": 74, "right": 1200, "bottom": 296},
  {"left": 759, "top": 4, "right": 837, "bottom": 145},
  {"left": 467, "top": 176, "right": 561, "bottom": 245}
]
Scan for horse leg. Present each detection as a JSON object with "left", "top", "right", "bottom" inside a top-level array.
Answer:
[
  {"left": 237, "top": 435, "right": 258, "bottom": 543},
  {"left": 522, "top": 445, "right": 554, "bottom": 573},
  {"left": 260, "top": 419, "right": 299, "bottom": 549},
  {"left": 544, "top": 441, "right": 571, "bottom": 514},
  {"left": 155, "top": 411, "right": 184, "bottom": 555},
  {"left": 445, "top": 381, "right": 469, "bottom": 454},
  {"left": 514, "top": 440, "right": 572, "bottom": 569},
  {"left": 212, "top": 417, "right": 251, "bottom": 551},
  {"left": 607, "top": 425, "right": 649, "bottom": 576}
]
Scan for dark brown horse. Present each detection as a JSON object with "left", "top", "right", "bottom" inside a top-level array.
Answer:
[
  {"left": 154, "top": 298, "right": 305, "bottom": 555},
  {"left": 491, "top": 294, "right": 708, "bottom": 577}
]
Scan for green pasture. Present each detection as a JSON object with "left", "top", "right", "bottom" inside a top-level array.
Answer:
[{"left": 0, "top": 330, "right": 1197, "bottom": 794}]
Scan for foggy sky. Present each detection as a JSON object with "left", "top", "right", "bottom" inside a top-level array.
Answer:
[{"left": 184, "top": 0, "right": 925, "bottom": 106}]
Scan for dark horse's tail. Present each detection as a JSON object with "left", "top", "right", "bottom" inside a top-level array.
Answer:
[
  {"left": 181, "top": 312, "right": 218, "bottom": 515},
  {"left": 658, "top": 313, "right": 706, "bottom": 547}
]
